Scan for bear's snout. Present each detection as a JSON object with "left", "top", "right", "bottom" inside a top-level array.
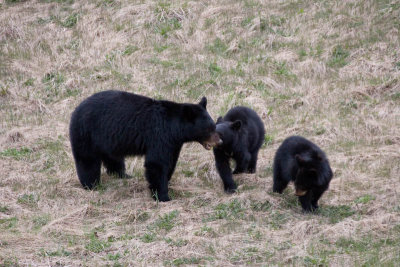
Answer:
[{"left": 201, "top": 132, "right": 222, "bottom": 150}]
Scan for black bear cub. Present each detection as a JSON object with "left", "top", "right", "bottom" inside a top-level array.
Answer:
[
  {"left": 213, "top": 106, "right": 265, "bottom": 193},
  {"left": 69, "top": 90, "right": 221, "bottom": 202},
  {"left": 273, "top": 136, "right": 333, "bottom": 212}
]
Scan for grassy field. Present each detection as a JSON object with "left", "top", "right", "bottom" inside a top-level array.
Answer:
[{"left": 1, "top": 0, "right": 399, "bottom": 266}]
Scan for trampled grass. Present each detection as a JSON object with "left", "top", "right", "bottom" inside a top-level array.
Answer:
[{"left": 0, "top": 0, "right": 399, "bottom": 266}]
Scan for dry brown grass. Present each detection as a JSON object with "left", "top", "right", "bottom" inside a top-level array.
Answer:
[{"left": 1, "top": 0, "right": 400, "bottom": 266}]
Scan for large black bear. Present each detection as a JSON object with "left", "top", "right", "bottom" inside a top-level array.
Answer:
[
  {"left": 213, "top": 106, "right": 265, "bottom": 193},
  {"left": 272, "top": 136, "right": 333, "bottom": 212},
  {"left": 69, "top": 90, "right": 221, "bottom": 202}
]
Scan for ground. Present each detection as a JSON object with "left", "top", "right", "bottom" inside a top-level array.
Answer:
[{"left": 0, "top": 0, "right": 399, "bottom": 266}]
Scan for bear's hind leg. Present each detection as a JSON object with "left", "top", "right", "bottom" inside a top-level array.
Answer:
[
  {"left": 233, "top": 152, "right": 251, "bottom": 174},
  {"left": 75, "top": 157, "right": 101, "bottom": 189},
  {"left": 272, "top": 166, "right": 288, "bottom": 194},
  {"left": 102, "top": 155, "right": 129, "bottom": 178}
]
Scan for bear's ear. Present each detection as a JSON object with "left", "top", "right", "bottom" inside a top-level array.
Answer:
[
  {"left": 295, "top": 154, "right": 305, "bottom": 164},
  {"left": 230, "top": 120, "right": 242, "bottom": 131},
  {"left": 216, "top": 116, "right": 223, "bottom": 123},
  {"left": 199, "top": 97, "right": 207, "bottom": 109}
]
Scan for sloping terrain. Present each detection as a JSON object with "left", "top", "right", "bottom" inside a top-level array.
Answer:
[{"left": 0, "top": 0, "right": 399, "bottom": 265}]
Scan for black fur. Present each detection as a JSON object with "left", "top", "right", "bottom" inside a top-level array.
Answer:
[
  {"left": 69, "top": 90, "right": 217, "bottom": 202},
  {"left": 273, "top": 136, "right": 333, "bottom": 212},
  {"left": 213, "top": 106, "right": 265, "bottom": 193}
]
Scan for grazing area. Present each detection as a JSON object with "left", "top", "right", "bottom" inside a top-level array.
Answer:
[{"left": 0, "top": 0, "right": 399, "bottom": 265}]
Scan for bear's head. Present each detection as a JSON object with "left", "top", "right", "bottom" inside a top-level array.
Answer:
[
  {"left": 182, "top": 97, "right": 222, "bottom": 150},
  {"left": 214, "top": 116, "right": 242, "bottom": 149},
  {"left": 293, "top": 150, "right": 325, "bottom": 196}
]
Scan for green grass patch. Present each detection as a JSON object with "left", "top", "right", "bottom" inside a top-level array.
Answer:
[
  {"left": 207, "top": 38, "right": 228, "bottom": 56},
  {"left": 267, "top": 211, "right": 288, "bottom": 230},
  {"left": 194, "top": 225, "right": 217, "bottom": 237},
  {"left": 318, "top": 205, "right": 355, "bottom": 224},
  {"left": 208, "top": 62, "right": 222, "bottom": 76},
  {"left": 165, "top": 256, "right": 214, "bottom": 266},
  {"left": 85, "top": 231, "right": 111, "bottom": 253},
  {"left": 152, "top": 210, "right": 179, "bottom": 232},
  {"left": 0, "top": 217, "right": 18, "bottom": 230},
  {"left": 23, "top": 78, "right": 35, "bottom": 87},
  {"left": 106, "top": 252, "right": 121, "bottom": 261},
  {"left": 17, "top": 193, "right": 40, "bottom": 207},
  {"left": 0, "top": 205, "right": 10, "bottom": 213},
  {"left": 154, "top": 18, "right": 181, "bottom": 37},
  {"left": 328, "top": 45, "right": 349, "bottom": 68},
  {"left": 250, "top": 200, "right": 272, "bottom": 212},
  {"left": 165, "top": 238, "right": 188, "bottom": 247},
  {"left": 39, "top": 247, "right": 71, "bottom": 257},
  {"left": 263, "top": 134, "right": 274, "bottom": 147},
  {"left": 60, "top": 13, "right": 78, "bottom": 28},
  {"left": 32, "top": 214, "right": 51, "bottom": 230},
  {"left": 140, "top": 232, "right": 156, "bottom": 243},
  {"left": 123, "top": 45, "right": 139, "bottom": 56},
  {"left": 0, "top": 147, "right": 31, "bottom": 160},
  {"left": 354, "top": 194, "right": 375, "bottom": 204},
  {"left": 207, "top": 199, "right": 245, "bottom": 221}
]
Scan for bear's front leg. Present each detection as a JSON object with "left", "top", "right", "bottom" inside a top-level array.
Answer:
[
  {"left": 145, "top": 158, "right": 170, "bottom": 202},
  {"left": 298, "top": 191, "right": 315, "bottom": 212},
  {"left": 213, "top": 148, "right": 237, "bottom": 193},
  {"left": 311, "top": 186, "right": 327, "bottom": 210}
]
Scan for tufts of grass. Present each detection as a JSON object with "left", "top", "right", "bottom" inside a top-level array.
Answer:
[
  {"left": 263, "top": 134, "right": 274, "bottom": 147},
  {"left": 194, "top": 225, "right": 217, "bottom": 238},
  {"left": 0, "top": 257, "right": 19, "bottom": 267},
  {"left": 165, "top": 238, "right": 188, "bottom": 247},
  {"left": 354, "top": 194, "right": 375, "bottom": 204},
  {"left": 0, "top": 217, "right": 18, "bottom": 230},
  {"left": 32, "top": 214, "right": 50, "bottom": 230},
  {"left": 318, "top": 205, "right": 355, "bottom": 224},
  {"left": 39, "top": 247, "right": 71, "bottom": 257},
  {"left": 208, "top": 62, "right": 222, "bottom": 76},
  {"left": 35, "top": 137, "right": 68, "bottom": 173},
  {"left": 207, "top": 199, "right": 245, "bottom": 221},
  {"left": 152, "top": 210, "right": 179, "bottom": 232},
  {"left": 85, "top": 231, "right": 112, "bottom": 253},
  {"left": 154, "top": 18, "right": 181, "bottom": 37},
  {"left": 230, "top": 246, "right": 273, "bottom": 265},
  {"left": 0, "top": 147, "right": 31, "bottom": 160},
  {"left": 5, "top": 0, "right": 27, "bottom": 3},
  {"left": 60, "top": 13, "right": 78, "bottom": 28},
  {"left": 328, "top": 45, "right": 349, "bottom": 68},
  {"left": 123, "top": 45, "right": 139, "bottom": 56},
  {"left": 250, "top": 200, "right": 272, "bottom": 212},
  {"left": 267, "top": 211, "right": 288, "bottom": 230},
  {"left": 169, "top": 188, "right": 193, "bottom": 200},
  {"left": 207, "top": 38, "right": 228, "bottom": 56},
  {"left": 17, "top": 193, "right": 40, "bottom": 208},
  {"left": 140, "top": 232, "right": 156, "bottom": 243},
  {"left": 23, "top": 78, "right": 35, "bottom": 87},
  {"left": 164, "top": 256, "right": 214, "bottom": 266},
  {"left": 41, "top": 72, "right": 70, "bottom": 103},
  {"left": 0, "top": 205, "right": 10, "bottom": 213},
  {"left": 273, "top": 61, "right": 297, "bottom": 81}
]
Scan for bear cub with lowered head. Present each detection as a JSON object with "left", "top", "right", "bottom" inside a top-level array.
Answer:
[
  {"left": 213, "top": 106, "right": 265, "bottom": 193},
  {"left": 69, "top": 90, "right": 221, "bottom": 202},
  {"left": 273, "top": 135, "right": 333, "bottom": 212}
]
